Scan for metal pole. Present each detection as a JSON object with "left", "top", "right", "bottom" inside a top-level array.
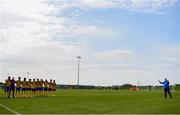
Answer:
[
  {"left": 77, "top": 56, "right": 81, "bottom": 89},
  {"left": 77, "top": 59, "right": 80, "bottom": 88}
]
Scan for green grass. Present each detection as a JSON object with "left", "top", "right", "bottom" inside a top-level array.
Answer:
[
  {"left": 0, "top": 89, "right": 180, "bottom": 114},
  {"left": 0, "top": 106, "right": 13, "bottom": 114}
]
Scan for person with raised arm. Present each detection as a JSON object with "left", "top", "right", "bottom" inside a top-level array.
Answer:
[{"left": 158, "top": 78, "right": 172, "bottom": 98}]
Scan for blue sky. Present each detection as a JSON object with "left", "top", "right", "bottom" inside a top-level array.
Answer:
[{"left": 0, "top": 0, "right": 180, "bottom": 86}]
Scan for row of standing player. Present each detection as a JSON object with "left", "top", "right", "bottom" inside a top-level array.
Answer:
[{"left": 4, "top": 76, "right": 56, "bottom": 98}]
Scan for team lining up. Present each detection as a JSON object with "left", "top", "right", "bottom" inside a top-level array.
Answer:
[{"left": 4, "top": 76, "right": 57, "bottom": 98}]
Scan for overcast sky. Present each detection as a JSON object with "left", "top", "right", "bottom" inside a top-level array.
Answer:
[{"left": 0, "top": 0, "right": 180, "bottom": 86}]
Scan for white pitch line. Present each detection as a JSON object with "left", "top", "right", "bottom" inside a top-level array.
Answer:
[{"left": 0, "top": 103, "right": 21, "bottom": 115}]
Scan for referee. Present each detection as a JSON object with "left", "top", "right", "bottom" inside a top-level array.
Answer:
[{"left": 158, "top": 78, "right": 172, "bottom": 98}]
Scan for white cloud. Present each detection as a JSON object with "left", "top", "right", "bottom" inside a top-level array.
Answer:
[
  {"left": 67, "top": 25, "right": 117, "bottom": 39},
  {"left": 124, "top": 0, "right": 178, "bottom": 13},
  {"left": 50, "top": 0, "right": 178, "bottom": 14},
  {"left": 96, "top": 50, "right": 136, "bottom": 61},
  {"left": 1, "top": 0, "right": 50, "bottom": 22},
  {"left": 161, "top": 46, "right": 180, "bottom": 57}
]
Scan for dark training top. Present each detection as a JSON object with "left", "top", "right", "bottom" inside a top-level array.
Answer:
[
  {"left": 160, "top": 80, "right": 170, "bottom": 89},
  {"left": 10, "top": 80, "right": 16, "bottom": 88}
]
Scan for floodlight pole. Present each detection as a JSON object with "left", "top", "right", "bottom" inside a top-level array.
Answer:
[
  {"left": 77, "top": 56, "right": 81, "bottom": 89},
  {"left": 138, "top": 81, "right": 140, "bottom": 87}
]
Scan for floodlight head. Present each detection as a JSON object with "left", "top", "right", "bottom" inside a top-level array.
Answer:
[{"left": 77, "top": 56, "right": 81, "bottom": 59}]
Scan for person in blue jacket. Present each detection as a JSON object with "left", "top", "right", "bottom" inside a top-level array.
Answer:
[{"left": 158, "top": 78, "right": 172, "bottom": 98}]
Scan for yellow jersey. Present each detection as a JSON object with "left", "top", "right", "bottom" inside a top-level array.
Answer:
[
  {"left": 52, "top": 83, "right": 56, "bottom": 89},
  {"left": 6, "top": 80, "right": 11, "bottom": 87},
  {"left": 27, "top": 81, "right": 32, "bottom": 88},
  {"left": 32, "top": 81, "right": 36, "bottom": 88},
  {"left": 36, "top": 81, "right": 40, "bottom": 88},
  {"left": 39, "top": 81, "right": 43, "bottom": 87},
  {"left": 22, "top": 81, "right": 27, "bottom": 88},
  {"left": 16, "top": 80, "right": 21, "bottom": 88},
  {"left": 49, "top": 83, "right": 53, "bottom": 88},
  {"left": 44, "top": 82, "right": 49, "bottom": 88}
]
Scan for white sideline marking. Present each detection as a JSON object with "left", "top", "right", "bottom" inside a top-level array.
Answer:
[{"left": 0, "top": 103, "right": 20, "bottom": 115}]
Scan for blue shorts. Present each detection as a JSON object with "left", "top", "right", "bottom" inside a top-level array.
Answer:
[
  {"left": 32, "top": 88, "right": 36, "bottom": 91},
  {"left": 44, "top": 88, "right": 48, "bottom": 91},
  {"left": 37, "top": 88, "right": 41, "bottom": 91},
  {"left": 22, "top": 88, "right": 26, "bottom": 91},
  {"left": 39, "top": 88, "right": 43, "bottom": 91},
  {"left": 4, "top": 87, "right": 10, "bottom": 92},
  {"left": 16, "top": 87, "right": 21, "bottom": 91}
]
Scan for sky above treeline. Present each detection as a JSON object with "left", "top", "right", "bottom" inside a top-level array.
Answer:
[{"left": 0, "top": 0, "right": 180, "bottom": 86}]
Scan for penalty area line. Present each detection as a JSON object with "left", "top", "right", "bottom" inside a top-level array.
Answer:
[{"left": 0, "top": 103, "right": 20, "bottom": 115}]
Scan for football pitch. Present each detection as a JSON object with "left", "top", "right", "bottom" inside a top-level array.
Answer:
[{"left": 0, "top": 89, "right": 180, "bottom": 114}]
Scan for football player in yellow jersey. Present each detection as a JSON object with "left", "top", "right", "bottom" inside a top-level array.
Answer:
[
  {"left": 27, "top": 79, "right": 32, "bottom": 97},
  {"left": 48, "top": 79, "right": 53, "bottom": 96},
  {"left": 22, "top": 78, "right": 27, "bottom": 97},
  {"left": 36, "top": 79, "right": 40, "bottom": 96},
  {"left": 44, "top": 80, "right": 49, "bottom": 96},
  {"left": 39, "top": 79, "right": 44, "bottom": 96},
  {"left": 4, "top": 76, "right": 11, "bottom": 97},
  {"left": 32, "top": 79, "right": 36, "bottom": 97},
  {"left": 16, "top": 77, "right": 22, "bottom": 97},
  {"left": 52, "top": 80, "right": 56, "bottom": 96}
]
